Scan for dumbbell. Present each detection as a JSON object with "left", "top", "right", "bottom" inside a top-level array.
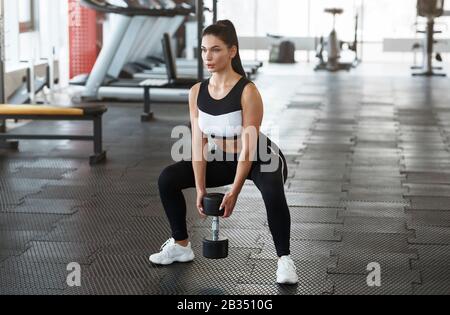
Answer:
[{"left": 202, "top": 193, "right": 229, "bottom": 259}]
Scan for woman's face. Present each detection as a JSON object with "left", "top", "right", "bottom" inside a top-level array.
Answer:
[{"left": 201, "top": 35, "right": 237, "bottom": 73}]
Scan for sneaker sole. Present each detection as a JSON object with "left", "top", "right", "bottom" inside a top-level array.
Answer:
[
  {"left": 277, "top": 277, "right": 299, "bottom": 285},
  {"left": 149, "top": 254, "right": 195, "bottom": 266}
]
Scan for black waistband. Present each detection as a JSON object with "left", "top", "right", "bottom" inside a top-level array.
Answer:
[{"left": 210, "top": 135, "right": 283, "bottom": 163}]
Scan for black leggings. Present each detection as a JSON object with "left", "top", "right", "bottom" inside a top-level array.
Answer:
[{"left": 158, "top": 145, "right": 291, "bottom": 257}]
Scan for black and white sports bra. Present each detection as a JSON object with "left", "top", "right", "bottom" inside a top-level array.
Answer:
[{"left": 197, "top": 77, "right": 252, "bottom": 140}]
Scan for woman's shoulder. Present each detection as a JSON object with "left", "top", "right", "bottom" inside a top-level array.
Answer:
[
  {"left": 190, "top": 78, "right": 211, "bottom": 93},
  {"left": 242, "top": 76, "right": 253, "bottom": 83},
  {"left": 241, "top": 79, "right": 261, "bottom": 106},
  {"left": 189, "top": 82, "right": 202, "bottom": 95},
  {"left": 241, "top": 78, "right": 257, "bottom": 93},
  {"left": 188, "top": 82, "right": 202, "bottom": 106}
]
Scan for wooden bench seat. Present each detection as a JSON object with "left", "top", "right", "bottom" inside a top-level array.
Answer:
[{"left": 0, "top": 104, "right": 107, "bottom": 165}]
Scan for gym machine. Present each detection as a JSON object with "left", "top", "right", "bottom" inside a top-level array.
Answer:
[
  {"left": 412, "top": 0, "right": 448, "bottom": 76},
  {"left": 315, "top": 8, "right": 360, "bottom": 72},
  {"left": 71, "top": 0, "right": 195, "bottom": 102},
  {"left": 267, "top": 34, "right": 296, "bottom": 64}
]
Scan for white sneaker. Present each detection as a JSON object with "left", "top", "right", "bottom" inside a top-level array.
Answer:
[
  {"left": 149, "top": 238, "right": 195, "bottom": 265},
  {"left": 276, "top": 256, "right": 299, "bottom": 285}
]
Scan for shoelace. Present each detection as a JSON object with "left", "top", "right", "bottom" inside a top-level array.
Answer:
[{"left": 160, "top": 238, "right": 174, "bottom": 252}]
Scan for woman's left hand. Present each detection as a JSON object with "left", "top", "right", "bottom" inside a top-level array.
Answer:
[{"left": 220, "top": 191, "right": 239, "bottom": 218}]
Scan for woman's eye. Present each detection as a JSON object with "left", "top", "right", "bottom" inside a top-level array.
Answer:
[{"left": 202, "top": 49, "right": 220, "bottom": 53}]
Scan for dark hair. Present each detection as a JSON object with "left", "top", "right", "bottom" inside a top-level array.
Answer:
[{"left": 202, "top": 20, "right": 247, "bottom": 78}]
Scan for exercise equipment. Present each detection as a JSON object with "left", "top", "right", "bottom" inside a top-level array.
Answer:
[
  {"left": 73, "top": 0, "right": 262, "bottom": 102},
  {"left": 412, "top": 0, "right": 447, "bottom": 76},
  {"left": 202, "top": 193, "right": 229, "bottom": 260},
  {"left": 7, "top": 62, "right": 51, "bottom": 105},
  {"left": 134, "top": 33, "right": 257, "bottom": 79},
  {"left": 268, "top": 34, "right": 296, "bottom": 64},
  {"left": 0, "top": 104, "right": 107, "bottom": 165},
  {"left": 315, "top": 8, "right": 360, "bottom": 72},
  {"left": 135, "top": 32, "right": 202, "bottom": 122},
  {"left": 161, "top": 32, "right": 203, "bottom": 86},
  {"left": 71, "top": 0, "right": 194, "bottom": 102}
]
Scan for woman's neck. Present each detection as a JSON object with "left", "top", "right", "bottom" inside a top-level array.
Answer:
[{"left": 209, "top": 66, "right": 241, "bottom": 87}]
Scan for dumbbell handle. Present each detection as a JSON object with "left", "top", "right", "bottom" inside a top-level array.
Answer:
[{"left": 212, "top": 217, "right": 220, "bottom": 241}]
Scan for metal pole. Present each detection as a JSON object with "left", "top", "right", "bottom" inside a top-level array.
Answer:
[
  {"left": 0, "top": 0, "right": 6, "bottom": 133},
  {"left": 0, "top": 0, "right": 18, "bottom": 149},
  {"left": 93, "top": 115, "right": 103, "bottom": 155},
  {"left": 360, "top": 0, "right": 365, "bottom": 62},
  {"left": 82, "top": 13, "right": 131, "bottom": 99},
  {"left": 196, "top": 0, "right": 204, "bottom": 81},
  {"left": 425, "top": 17, "right": 434, "bottom": 74},
  {"left": 212, "top": 0, "right": 218, "bottom": 24},
  {"left": 212, "top": 217, "right": 219, "bottom": 241},
  {"left": 254, "top": 0, "right": 258, "bottom": 61},
  {"left": 307, "top": 0, "right": 311, "bottom": 63}
]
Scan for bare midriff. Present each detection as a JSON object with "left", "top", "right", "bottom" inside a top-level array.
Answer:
[{"left": 213, "top": 137, "right": 242, "bottom": 155}]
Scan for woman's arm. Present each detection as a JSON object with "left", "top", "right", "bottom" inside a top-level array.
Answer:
[
  {"left": 231, "top": 83, "right": 264, "bottom": 195},
  {"left": 221, "top": 83, "right": 264, "bottom": 218},
  {"left": 189, "top": 83, "right": 209, "bottom": 195}
]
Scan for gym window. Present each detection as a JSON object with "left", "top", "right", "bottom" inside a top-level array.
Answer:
[{"left": 18, "top": 0, "right": 35, "bottom": 33}]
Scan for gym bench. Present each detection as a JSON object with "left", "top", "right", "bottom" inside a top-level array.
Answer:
[{"left": 0, "top": 104, "right": 107, "bottom": 165}]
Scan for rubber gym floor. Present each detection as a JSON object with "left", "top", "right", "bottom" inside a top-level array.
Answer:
[{"left": 0, "top": 64, "right": 449, "bottom": 295}]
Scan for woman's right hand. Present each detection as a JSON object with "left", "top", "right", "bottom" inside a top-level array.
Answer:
[{"left": 196, "top": 189, "right": 207, "bottom": 218}]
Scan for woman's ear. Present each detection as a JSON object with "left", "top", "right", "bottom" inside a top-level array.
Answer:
[{"left": 230, "top": 45, "right": 238, "bottom": 59}]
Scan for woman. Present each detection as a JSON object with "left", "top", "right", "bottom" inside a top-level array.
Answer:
[{"left": 150, "top": 20, "right": 298, "bottom": 285}]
